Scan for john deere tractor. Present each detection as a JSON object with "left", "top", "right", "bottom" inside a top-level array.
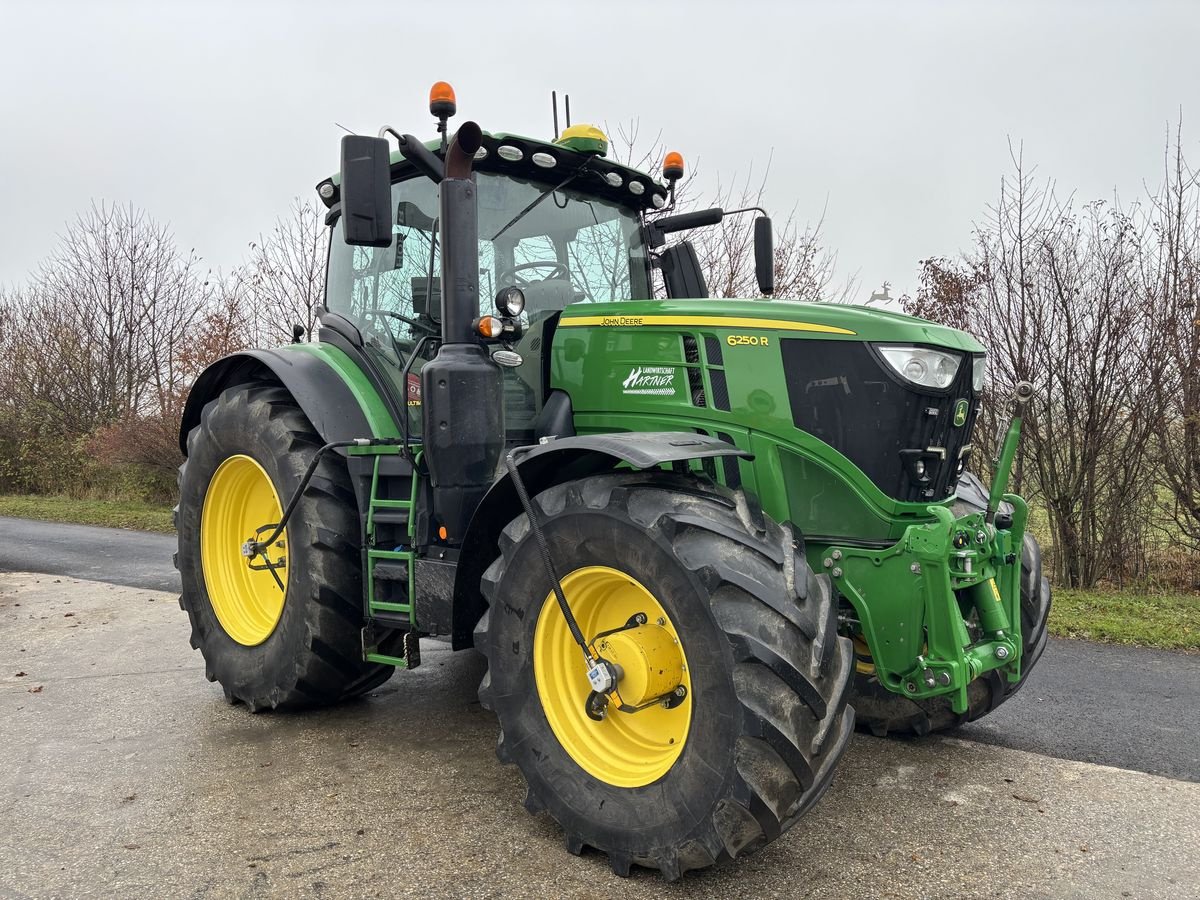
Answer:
[{"left": 175, "top": 83, "right": 1050, "bottom": 879}]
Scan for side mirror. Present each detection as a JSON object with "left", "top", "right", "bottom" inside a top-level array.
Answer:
[
  {"left": 654, "top": 207, "right": 724, "bottom": 235},
  {"left": 660, "top": 240, "right": 709, "bottom": 299},
  {"left": 754, "top": 217, "right": 774, "bottom": 295},
  {"left": 339, "top": 135, "right": 393, "bottom": 247}
]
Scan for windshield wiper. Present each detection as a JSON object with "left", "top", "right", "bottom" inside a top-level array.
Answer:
[{"left": 489, "top": 161, "right": 590, "bottom": 242}]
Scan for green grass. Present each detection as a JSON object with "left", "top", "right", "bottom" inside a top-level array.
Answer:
[
  {"left": 1050, "top": 588, "right": 1200, "bottom": 652},
  {"left": 0, "top": 494, "right": 174, "bottom": 533}
]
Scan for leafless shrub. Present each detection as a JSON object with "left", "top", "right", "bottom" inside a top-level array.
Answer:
[
  {"left": 1143, "top": 124, "right": 1200, "bottom": 552},
  {"left": 0, "top": 203, "right": 210, "bottom": 495}
]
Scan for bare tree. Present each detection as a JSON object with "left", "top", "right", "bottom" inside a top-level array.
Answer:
[
  {"left": 0, "top": 204, "right": 209, "bottom": 495},
  {"left": 693, "top": 164, "right": 852, "bottom": 303},
  {"left": 607, "top": 120, "right": 852, "bottom": 302},
  {"left": 7, "top": 203, "right": 205, "bottom": 434},
  {"left": 243, "top": 197, "right": 327, "bottom": 344},
  {"left": 1144, "top": 124, "right": 1200, "bottom": 551},
  {"left": 903, "top": 147, "right": 1159, "bottom": 587}
]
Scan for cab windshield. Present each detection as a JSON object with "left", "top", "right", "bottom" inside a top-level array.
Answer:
[{"left": 326, "top": 171, "right": 652, "bottom": 343}]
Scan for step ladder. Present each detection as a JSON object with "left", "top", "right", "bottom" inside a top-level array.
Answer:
[{"left": 348, "top": 446, "right": 421, "bottom": 669}]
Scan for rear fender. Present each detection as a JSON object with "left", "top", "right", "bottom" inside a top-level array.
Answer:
[
  {"left": 178, "top": 345, "right": 400, "bottom": 455},
  {"left": 448, "top": 432, "right": 751, "bottom": 648}
]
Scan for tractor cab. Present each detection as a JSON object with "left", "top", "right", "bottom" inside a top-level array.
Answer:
[
  {"left": 317, "top": 106, "right": 773, "bottom": 445},
  {"left": 319, "top": 123, "right": 662, "bottom": 443}
]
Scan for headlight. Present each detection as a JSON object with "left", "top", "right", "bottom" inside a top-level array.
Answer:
[
  {"left": 877, "top": 345, "right": 962, "bottom": 390},
  {"left": 972, "top": 356, "right": 986, "bottom": 392},
  {"left": 496, "top": 286, "right": 526, "bottom": 317}
]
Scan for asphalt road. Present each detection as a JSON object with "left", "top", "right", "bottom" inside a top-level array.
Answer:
[
  {"left": 958, "top": 639, "right": 1200, "bottom": 783},
  {"left": 1, "top": 515, "right": 1197, "bottom": 783},
  {"left": 3, "top": 573, "right": 1197, "bottom": 898},
  {"left": 0, "top": 516, "right": 178, "bottom": 592}
]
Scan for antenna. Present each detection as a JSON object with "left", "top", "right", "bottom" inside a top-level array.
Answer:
[{"left": 551, "top": 91, "right": 560, "bottom": 139}]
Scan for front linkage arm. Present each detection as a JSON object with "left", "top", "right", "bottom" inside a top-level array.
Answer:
[{"left": 826, "top": 381, "right": 1036, "bottom": 714}]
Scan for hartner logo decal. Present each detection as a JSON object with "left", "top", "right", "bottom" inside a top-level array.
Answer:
[{"left": 621, "top": 366, "right": 676, "bottom": 396}]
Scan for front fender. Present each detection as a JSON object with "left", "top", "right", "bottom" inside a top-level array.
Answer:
[
  {"left": 178, "top": 344, "right": 400, "bottom": 455},
  {"left": 448, "top": 432, "right": 751, "bottom": 648}
]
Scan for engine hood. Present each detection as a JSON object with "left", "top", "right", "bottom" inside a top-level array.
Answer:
[{"left": 557, "top": 298, "right": 986, "bottom": 353}]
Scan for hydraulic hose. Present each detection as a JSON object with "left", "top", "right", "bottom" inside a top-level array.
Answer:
[
  {"left": 504, "top": 450, "right": 599, "bottom": 669},
  {"left": 247, "top": 438, "right": 401, "bottom": 558}
]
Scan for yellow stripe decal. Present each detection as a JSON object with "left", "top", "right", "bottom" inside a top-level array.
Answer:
[{"left": 558, "top": 314, "right": 856, "bottom": 335}]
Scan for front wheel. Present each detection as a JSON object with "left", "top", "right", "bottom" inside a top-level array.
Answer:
[{"left": 475, "top": 473, "right": 854, "bottom": 879}]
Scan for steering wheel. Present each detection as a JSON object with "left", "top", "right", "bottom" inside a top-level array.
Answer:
[{"left": 499, "top": 260, "right": 570, "bottom": 286}]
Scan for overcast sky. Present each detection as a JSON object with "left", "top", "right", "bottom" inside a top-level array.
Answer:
[{"left": 2, "top": 0, "right": 1197, "bottom": 301}]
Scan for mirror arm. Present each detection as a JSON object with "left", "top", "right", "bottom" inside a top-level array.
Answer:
[
  {"left": 723, "top": 206, "right": 769, "bottom": 218},
  {"left": 378, "top": 126, "right": 445, "bottom": 184}
]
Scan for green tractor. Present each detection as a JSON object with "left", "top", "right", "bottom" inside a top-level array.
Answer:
[{"left": 175, "top": 83, "right": 1050, "bottom": 879}]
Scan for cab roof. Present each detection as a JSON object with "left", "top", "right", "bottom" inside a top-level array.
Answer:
[{"left": 317, "top": 130, "right": 668, "bottom": 216}]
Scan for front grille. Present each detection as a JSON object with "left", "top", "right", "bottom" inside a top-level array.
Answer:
[
  {"left": 709, "top": 369, "right": 731, "bottom": 411},
  {"left": 781, "top": 339, "right": 979, "bottom": 502},
  {"left": 681, "top": 335, "right": 706, "bottom": 406},
  {"left": 704, "top": 334, "right": 724, "bottom": 366}
]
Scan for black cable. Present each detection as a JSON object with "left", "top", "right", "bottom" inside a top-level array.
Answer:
[{"left": 504, "top": 450, "right": 594, "bottom": 661}]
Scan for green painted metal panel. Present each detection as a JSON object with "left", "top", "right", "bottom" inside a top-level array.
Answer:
[
  {"left": 556, "top": 298, "right": 986, "bottom": 350},
  {"left": 551, "top": 300, "right": 968, "bottom": 539},
  {"left": 550, "top": 295, "right": 1025, "bottom": 709},
  {"left": 285, "top": 343, "right": 401, "bottom": 439}
]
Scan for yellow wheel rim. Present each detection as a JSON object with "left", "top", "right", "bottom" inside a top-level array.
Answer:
[
  {"left": 533, "top": 566, "right": 692, "bottom": 788},
  {"left": 200, "top": 454, "right": 289, "bottom": 646}
]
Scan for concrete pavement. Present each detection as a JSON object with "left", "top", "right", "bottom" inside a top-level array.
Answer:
[{"left": 2, "top": 572, "right": 1197, "bottom": 899}]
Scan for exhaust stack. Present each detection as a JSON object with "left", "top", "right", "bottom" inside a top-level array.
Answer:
[{"left": 420, "top": 122, "right": 505, "bottom": 542}]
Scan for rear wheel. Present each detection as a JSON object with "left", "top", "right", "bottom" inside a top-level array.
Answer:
[
  {"left": 849, "top": 530, "right": 1052, "bottom": 737},
  {"left": 176, "top": 382, "right": 392, "bottom": 710},
  {"left": 475, "top": 473, "right": 854, "bottom": 879}
]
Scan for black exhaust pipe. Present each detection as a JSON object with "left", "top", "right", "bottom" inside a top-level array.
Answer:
[
  {"left": 420, "top": 122, "right": 505, "bottom": 542},
  {"left": 439, "top": 122, "right": 483, "bottom": 343}
]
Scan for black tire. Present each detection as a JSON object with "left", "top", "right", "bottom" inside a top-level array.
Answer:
[
  {"left": 176, "top": 382, "right": 392, "bottom": 710},
  {"left": 849, "top": 529, "right": 1052, "bottom": 737},
  {"left": 475, "top": 473, "right": 854, "bottom": 879}
]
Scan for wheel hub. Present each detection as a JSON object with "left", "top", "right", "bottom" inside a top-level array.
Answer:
[
  {"left": 533, "top": 566, "right": 692, "bottom": 788},
  {"left": 595, "top": 623, "right": 685, "bottom": 708}
]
